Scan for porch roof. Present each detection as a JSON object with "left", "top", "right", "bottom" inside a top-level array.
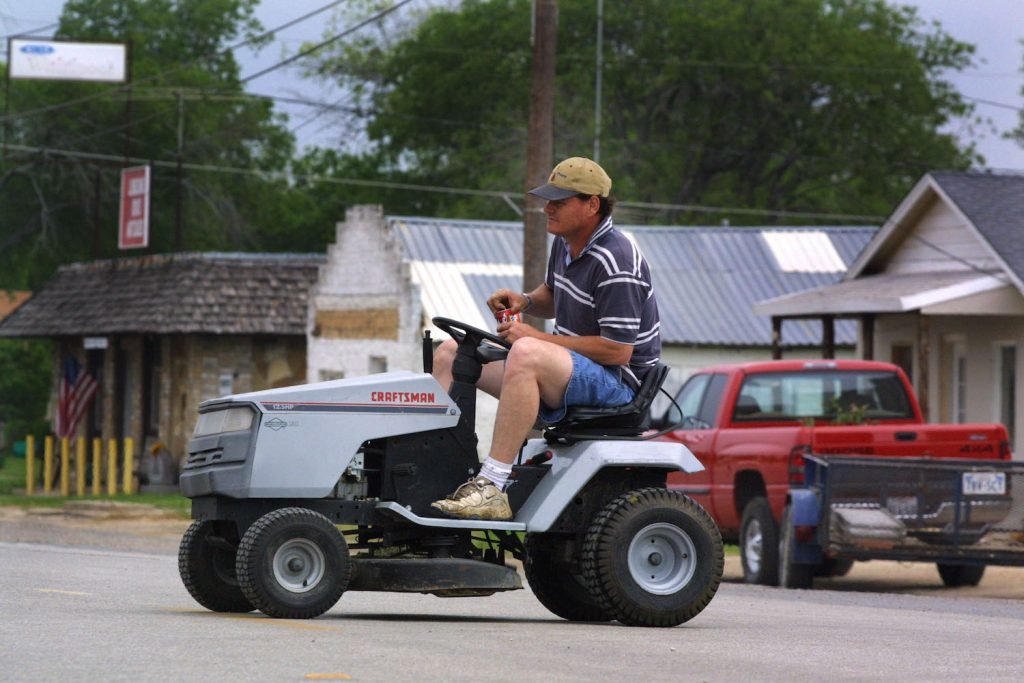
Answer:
[{"left": 752, "top": 271, "right": 1008, "bottom": 317}]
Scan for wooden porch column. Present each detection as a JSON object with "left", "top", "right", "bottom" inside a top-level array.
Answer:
[
  {"left": 771, "top": 316, "right": 782, "bottom": 360},
  {"left": 917, "top": 314, "right": 930, "bottom": 419},
  {"left": 861, "top": 313, "right": 875, "bottom": 360},
  {"left": 822, "top": 315, "right": 835, "bottom": 359}
]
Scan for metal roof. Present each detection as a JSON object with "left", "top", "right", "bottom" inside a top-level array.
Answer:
[{"left": 391, "top": 217, "right": 876, "bottom": 347}]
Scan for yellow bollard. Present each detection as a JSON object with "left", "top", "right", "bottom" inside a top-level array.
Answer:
[
  {"left": 76, "top": 437, "right": 87, "bottom": 497},
  {"left": 60, "top": 438, "right": 71, "bottom": 496},
  {"left": 43, "top": 436, "right": 54, "bottom": 494},
  {"left": 107, "top": 439, "right": 118, "bottom": 496},
  {"left": 92, "top": 438, "right": 102, "bottom": 496},
  {"left": 123, "top": 438, "right": 135, "bottom": 495},
  {"left": 25, "top": 435, "right": 36, "bottom": 496}
]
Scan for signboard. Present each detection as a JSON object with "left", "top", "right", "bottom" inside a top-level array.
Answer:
[
  {"left": 8, "top": 38, "right": 127, "bottom": 82},
  {"left": 118, "top": 166, "right": 150, "bottom": 250}
]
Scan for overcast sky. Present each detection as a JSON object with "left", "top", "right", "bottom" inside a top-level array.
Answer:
[{"left": 3, "top": 0, "right": 1022, "bottom": 170}]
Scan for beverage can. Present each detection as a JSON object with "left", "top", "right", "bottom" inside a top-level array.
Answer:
[{"left": 498, "top": 309, "right": 521, "bottom": 324}]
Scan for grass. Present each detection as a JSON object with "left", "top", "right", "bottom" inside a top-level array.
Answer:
[{"left": 0, "top": 453, "right": 191, "bottom": 517}]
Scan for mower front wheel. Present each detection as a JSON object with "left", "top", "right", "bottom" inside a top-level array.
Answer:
[
  {"left": 178, "top": 520, "right": 254, "bottom": 613},
  {"left": 236, "top": 507, "right": 351, "bottom": 619}
]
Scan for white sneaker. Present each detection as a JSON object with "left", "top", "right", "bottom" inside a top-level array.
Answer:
[{"left": 431, "top": 476, "right": 513, "bottom": 520}]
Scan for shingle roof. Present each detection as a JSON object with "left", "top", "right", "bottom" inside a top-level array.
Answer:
[
  {"left": 930, "top": 171, "right": 1024, "bottom": 287},
  {"left": 393, "top": 217, "right": 876, "bottom": 347},
  {"left": 0, "top": 253, "right": 325, "bottom": 337}
]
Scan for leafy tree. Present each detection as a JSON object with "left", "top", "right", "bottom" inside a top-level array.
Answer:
[
  {"left": 0, "top": 0, "right": 297, "bottom": 289},
  {"left": 0, "top": 339, "right": 52, "bottom": 449},
  {"left": 305, "top": 0, "right": 981, "bottom": 223}
]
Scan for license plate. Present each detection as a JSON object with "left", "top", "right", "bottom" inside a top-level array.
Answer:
[{"left": 962, "top": 471, "right": 1007, "bottom": 495}]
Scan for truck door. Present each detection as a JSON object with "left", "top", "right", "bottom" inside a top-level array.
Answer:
[{"left": 664, "top": 373, "right": 727, "bottom": 513}]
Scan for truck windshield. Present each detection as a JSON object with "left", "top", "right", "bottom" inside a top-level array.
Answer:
[{"left": 733, "top": 370, "right": 914, "bottom": 422}]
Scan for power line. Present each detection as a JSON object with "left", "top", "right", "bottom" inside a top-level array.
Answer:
[
  {"left": 241, "top": 0, "right": 416, "bottom": 85},
  {"left": 2, "top": 142, "right": 884, "bottom": 223}
]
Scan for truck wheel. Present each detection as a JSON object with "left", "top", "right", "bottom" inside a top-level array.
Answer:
[
  {"left": 524, "top": 534, "right": 611, "bottom": 622},
  {"left": 740, "top": 497, "right": 780, "bottom": 586},
  {"left": 778, "top": 504, "right": 814, "bottom": 589},
  {"left": 937, "top": 563, "right": 986, "bottom": 587},
  {"left": 581, "top": 488, "right": 723, "bottom": 627},
  {"left": 178, "top": 520, "right": 254, "bottom": 613},
  {"left": 236, "top": 508, "right": 351, "bottom": 619}
]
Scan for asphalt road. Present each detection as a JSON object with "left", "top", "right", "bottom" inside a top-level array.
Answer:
[{"left": 3, "top": 508, "right": 1024, "bottom": 682}]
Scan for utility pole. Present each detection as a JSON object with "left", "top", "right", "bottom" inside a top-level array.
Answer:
[{"left": 523, "top": 0, "right": 557, "bottom": 328}]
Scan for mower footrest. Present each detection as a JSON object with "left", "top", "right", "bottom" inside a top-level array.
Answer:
[
  {"left": 376, "top": 501, "right": 526, "bottom": 531},
  {"left": 348, "top": 558, "right": 523, "bottom": 596}
]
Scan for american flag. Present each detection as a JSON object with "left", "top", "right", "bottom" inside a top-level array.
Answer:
[{"left": 56, "top": 355, "right": 99, "bottom": 439}]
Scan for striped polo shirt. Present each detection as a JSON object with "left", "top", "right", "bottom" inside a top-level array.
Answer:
[{"left": 544, "top": 216, "right": 661, "bottom": 390}]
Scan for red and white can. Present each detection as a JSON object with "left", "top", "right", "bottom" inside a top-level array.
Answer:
[{"left": 498, "top": 309, "right": 521, "bottom": 325}]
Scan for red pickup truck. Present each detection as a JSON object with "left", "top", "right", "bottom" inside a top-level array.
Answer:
[{"left": 658, "top": 359, "right": 1012, "bottom": 585}]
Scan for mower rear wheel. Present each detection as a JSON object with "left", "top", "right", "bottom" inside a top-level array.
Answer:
[
  {"left": 582, "top": 488, "right": 723, "bottom": 627},
  {"left": 523, "top": 533, "right": 611, "bottom": 622},
  {"left": 236, "top": 507, "right": 351, "bottom": 619},
  {"left": 178, "top": 520, "right": 254, "bottom": 613}
]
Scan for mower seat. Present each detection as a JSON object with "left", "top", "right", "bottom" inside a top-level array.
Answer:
[{"left": 543, "top": 362, "right": 669, "bottom": 442}]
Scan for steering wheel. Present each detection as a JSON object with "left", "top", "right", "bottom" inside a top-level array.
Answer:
[{"left": 433, "top": 316, "right": 511, "bottom": 353}]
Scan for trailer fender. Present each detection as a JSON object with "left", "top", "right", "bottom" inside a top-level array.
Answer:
[
  {"left": 786, "top": 488, "right": 823, "bottom": 566},
  {"left": 789, "top": 488, "right": 821, "bottom": 527}
]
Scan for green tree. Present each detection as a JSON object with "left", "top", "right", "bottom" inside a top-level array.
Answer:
[
  {"left": 306, "top": 0, "right": 981, "bottom": 223},
  {"left": 0, "top": 339, "right": 52, "bottom": 449},
  {"left": 0, "top": 0, "right": 297, "bottom": 289}
]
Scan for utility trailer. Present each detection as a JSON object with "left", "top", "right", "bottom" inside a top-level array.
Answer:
[{"left": 780, "top": 455, "right": 1024, "bottom": 588}]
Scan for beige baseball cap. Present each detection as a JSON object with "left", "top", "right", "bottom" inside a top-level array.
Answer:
[{"left": 529, "top": 156, "right": 612, "bottom": 200}]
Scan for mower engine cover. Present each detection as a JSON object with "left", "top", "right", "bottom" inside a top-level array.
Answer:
[{"left": 181, "top": 371, "right": 459, "bottom": 499}]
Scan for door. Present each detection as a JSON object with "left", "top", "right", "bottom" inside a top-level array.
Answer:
[{"left": 663, "top": 373, "right": 727, "bottom": 513}]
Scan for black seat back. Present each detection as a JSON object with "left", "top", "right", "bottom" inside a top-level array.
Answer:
[{"left": 543, "top": 362, "right": 670, "bottom": 442}]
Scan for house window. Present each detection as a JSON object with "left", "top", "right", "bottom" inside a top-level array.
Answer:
[
  {"left": 998, "top": 344, "right": 1016, "bottom": 443},
  {"left": 319, "top": 369, "right": 344, "bottom": 382},
  {"left": 369, "top": 356, "right": 388, "bottom": 374}
]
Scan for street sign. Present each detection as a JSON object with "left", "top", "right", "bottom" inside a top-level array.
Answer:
[{"left": 119, "top": 166, "right": 150, "bottom": 250}]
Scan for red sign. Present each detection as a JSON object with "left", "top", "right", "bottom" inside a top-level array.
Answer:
[{"left": 118, "top": 165, "right": 150, "bottom": 249}]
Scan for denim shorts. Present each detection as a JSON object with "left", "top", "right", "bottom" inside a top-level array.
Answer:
[{"left": 538, "top": 351, "right": 635, "bottom": 424}]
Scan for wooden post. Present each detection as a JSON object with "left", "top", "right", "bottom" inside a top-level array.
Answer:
[
  {"left": 25, "top": 435, "right": 35, "bottom": 496},
  {"left": 771, "top": 317, "right": 783, "bottom": 360},
  {"left": 917, "top": 314, "right": 930, "bottom": 419},
  {"left": 861, "top": 314, "right": 875, "bottom": 360},
  {"left": 123, "top": 438, "right": 135, "bottom": 495},
  {"left": 91, "top": 438, "right": 102, "bottom": 496},
  {"left": 822, "top": 315, "right": 835, "bottom": 359},
  {"left": 60, "top": 437, "right": 71, "bottom": 496},
  {"left": 76, "top": 437, "right": 87, "bottom": 497},
  {"left": 523, "top": 0, "right": 557, "bottom": 330},
  {"left": 43, "top": 436, "right": 54, "bottom": 494},
  {"left": 107, "top": 439, "right": 119, "bottom": 495}
]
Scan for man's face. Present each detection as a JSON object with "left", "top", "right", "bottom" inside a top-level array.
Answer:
[{"left": 543, "top": 195, "right": 600, "bottom": 237}]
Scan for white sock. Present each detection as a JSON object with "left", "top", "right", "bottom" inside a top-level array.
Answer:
[{"left": 479, "top": 457, "right": 513, "bottom": 491}]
